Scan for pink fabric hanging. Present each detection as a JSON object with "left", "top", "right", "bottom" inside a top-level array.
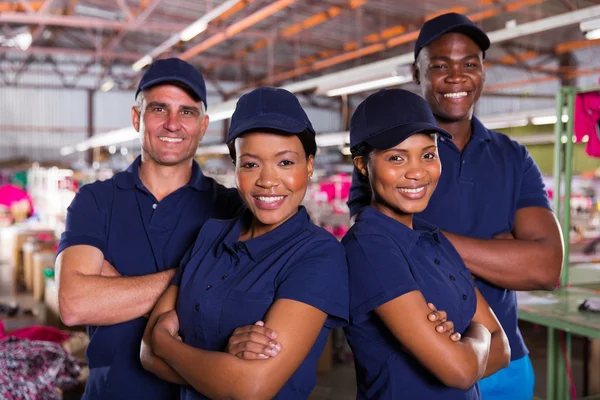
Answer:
[{"left": 574, "top": 91, "right": 600, "bottom": 158}]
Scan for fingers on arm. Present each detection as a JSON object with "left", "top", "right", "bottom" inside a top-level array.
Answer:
[
  {"left": 375, "top": 290, "right": 481, "bottom": 389},
  {"left": 227, "top": 325, "right": 281, "bottom": 359},
  {"left": 239, "top": 299, "right": 328, "bottom": 399}
]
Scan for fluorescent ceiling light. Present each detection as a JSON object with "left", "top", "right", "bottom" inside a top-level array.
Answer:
[
  {"left": 100, "top": 79, "right": 115, "bottom": 92},
  {"left": 585, "top": 28, "right": 600, "bottom": 40},
  {"left": 181, "top": 0, "right": 239, "bottom": 42},
  {"left": 75, "top": 4, "right": 123, "bottom": 20},
  {"left": 196, "top": 144, "right": 229, "bottom": 155},
  {"left": 326, "top": 75, "right": 413, "bottom": 97},
  {"left": 60, "top": 146, "right": 75, "bottom": 156},
  {"left": 0, "top": 30, "right": 32, "bottom": 50},
  {"left": 531, "top": 114, "right": 569, "bottom": 125},
  {"left": 485, "top": 119, "right": 529, "bottom": 130},
  {"left": 180, "top": 21, "right": 208, "bottom": 42},
  {"left": 132, "top": 55, "right": 152, "bottom": 71},
  {"left": 131, "top": 0, "right": 239, "bottom": 70},
  {"left": 532, "top": 115, "right": 557, "bottom": 125},
  {"left": 13, "top": 32, "right": 32, "bottom": 50},
  {"left": 315, "top": 132, "right": 349, "bottom": 147},
  {"left": 580, "top": 17, "right": 600, "bottom": 32}
]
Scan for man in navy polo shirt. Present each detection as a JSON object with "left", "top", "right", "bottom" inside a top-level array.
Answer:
[
  {"left": 55, "top": 58, "right": 243, "bottom": 399},
  {"left": 348, "top": 13, "right": 563, "bottom": 400}
]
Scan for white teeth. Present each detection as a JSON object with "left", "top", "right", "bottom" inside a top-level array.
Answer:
[
  {"left": 257, "top": 196, "right": 284, "bottom": 203},
  {"left": 159, "top": 137, "right": 183, "bottom": 143},
  {"left": 443, "top": 92, "right": 468, "bottom": 98},
  {"left": 399, "top": 187, "right": 425, "bottom": 194}
]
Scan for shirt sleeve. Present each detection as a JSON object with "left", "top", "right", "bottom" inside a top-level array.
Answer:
[
  {"left": 347, "top": 169, "right": 372, "bottom": 218},
  {"left": 275, "top": 239, "right": 349, "bottom": 328},
  {"left": 57, "top": 184, "right": 108, "bottom": 258},
  {"left": 517, "top": 145, "right": 552, "bottom": 210},
  {"left": 344, "top": 233, "right": 420, "bottom": 324}
]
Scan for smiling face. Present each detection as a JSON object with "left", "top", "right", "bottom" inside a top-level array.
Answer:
[
  {"left": 234, "top": 132, "right": 314, "bottom": 237},
  {"left": 414, "top": 32, "right": 485, "bottom": 123},
  {"left": 132, "top": 84, "right": 209, "bottom": 168},
  {"left": 354, "top": 133, "right": 441, "bottom": 227}
]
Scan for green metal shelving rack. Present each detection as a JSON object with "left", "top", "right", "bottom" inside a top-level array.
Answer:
[{"left": 539, "top": 85, "right": 600, "bottom": 400}]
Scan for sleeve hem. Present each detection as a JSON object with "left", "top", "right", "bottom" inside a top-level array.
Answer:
[
  {"left": 350, "top": 284, "right": 420, "bottom": 324},
  {"left": 57, "top": 236, "right": 108, "bottom": 259},
  {"left": 516, "top": 197, "right": 552, "bottom": 211},
  {"left": 275, "top": 294, "right": 349, "bottom": 327}
]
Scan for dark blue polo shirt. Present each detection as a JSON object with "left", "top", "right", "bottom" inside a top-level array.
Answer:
[
  {"left": 343, "top": 207, "right": 479, "bottom": 399},
  {"left": 172, "top": 206, "right": 349, "bottom": 400},
  {"left": 348, "top": 116, "right": 551, "bottom": 362},
  {"left": 57, "top": 156, "right": 242, "bottom": 400}
]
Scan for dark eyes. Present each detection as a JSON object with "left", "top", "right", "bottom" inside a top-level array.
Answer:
[
  {"left": 239, "top": 160, "right": 295, "bottom": 168},
  {"left": 387, "top": 153, "right": 436, "bottom": 162}
]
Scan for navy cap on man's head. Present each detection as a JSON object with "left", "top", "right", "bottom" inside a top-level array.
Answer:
[
  {"left": 136, "top": 58, "right": 207, "bottom": 107},
  {"left": 350, "top": 89, "right": 452, "bottom": 150},
  {"left": 414, "top": 13, "right": 490, "bottom": 59},
  {"left": 227, "top": 87, "right": 315, "bottom": 143}
]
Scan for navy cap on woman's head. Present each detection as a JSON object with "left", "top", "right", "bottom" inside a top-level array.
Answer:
[
  {"left": 414, "top": 13, "right": 490, "bottom": 59},
  {"left": 136, "top": 58, "right": 207, "bottom": 107},
  {"left": 350, "top": 89, "right": 451, "bottom": 151},
  {"left": 227, "top": 87, "right": 315, "bottom": 143}
]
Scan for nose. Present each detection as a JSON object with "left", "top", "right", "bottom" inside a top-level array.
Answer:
[
  {"left": 444, "top": 65, "right": 467, "bottom": 84},
  {"left": 405, "top": 159, "right": 426, "bottom": 181},
  {"left": 257, "top": 165, "right": 281, "bottom": 189},
  {"left": 163, "top": 111, "right": 182, "bottom": 132}
]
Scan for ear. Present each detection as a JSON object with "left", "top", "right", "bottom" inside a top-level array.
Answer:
[
  {"left": 198, "top": 114, "right": 209, "bottom": 143},
  {"left": 353, "top": 156, "right": 368, "bottom": 177},
  {"left": 412, "top": 62, "right": 420, "bottom": 85},
  {"left": 131, "top": 106, "right": 140, "bottom": 132},
  {"left": 307, "top": 155, "right": 315, "bottom": 180}
]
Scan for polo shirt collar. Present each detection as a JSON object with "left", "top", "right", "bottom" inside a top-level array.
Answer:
[
  {"left": 356, "top": 207, "right": 440, "bottom": 253},
  {"left": 115, "top": 156, "right": 212, "bottom": 191},
  {"left": 220, "top": 206, "right": 310, "bottom": 262},
  {"left": 471, "top": 116, "right": 492, "bottom": 143}
]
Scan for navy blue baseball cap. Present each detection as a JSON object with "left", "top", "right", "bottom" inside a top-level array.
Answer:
[
  {"left": 350, "top": 89, "right": 452, "bottom": 150},
  {"left": 227, "top": 87, "right": 315, "bottom": 143},
  {"left": 415, "top": 13, "right": 490, "bottom": 59},
  {"left": 136, "top": 58, "right": 207, "bottom": 107}
]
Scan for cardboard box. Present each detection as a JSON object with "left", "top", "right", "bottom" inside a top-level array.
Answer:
[{"left": 33, "top": 251, "right": 55, "bottom": 301}]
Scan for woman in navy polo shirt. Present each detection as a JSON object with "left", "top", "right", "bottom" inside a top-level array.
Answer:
[
  {"left": 343, "top": 89, "right": 511, "bottom": 400},
  {"left": 140, "top": 87, "right": 348, "bottom": 399}
]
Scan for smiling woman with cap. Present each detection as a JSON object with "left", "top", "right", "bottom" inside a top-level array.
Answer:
[
  {"left": 342, "top": 88, "right": 510, "bottom": 399},
  {"left": 140, "top": 86, "right": 348, "bottom": 400}
]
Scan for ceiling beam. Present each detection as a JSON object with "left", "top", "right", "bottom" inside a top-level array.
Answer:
[
  {"left": 0, "top": 12, "right": 186, "bottom": 32},
  {"left": 103, "top": 0, "right": 164, "bottom": 53},
  {"left": 179, "top": 0, "right": 297, "bottom": 60}
]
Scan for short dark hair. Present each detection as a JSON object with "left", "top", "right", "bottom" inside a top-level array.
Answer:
[
  {"left": 350, "top": 142, "right": 374, "bottom": 183},
  {"left": 227, "top": 128, "right": 317, "bottom": 161}
]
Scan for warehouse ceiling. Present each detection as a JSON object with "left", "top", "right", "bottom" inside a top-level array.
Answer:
[{"left": 0, "top": 0, "right": 599, "bottom": 99}]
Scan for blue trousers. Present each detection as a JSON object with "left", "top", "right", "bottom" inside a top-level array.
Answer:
[{"left": 479, "top": 355, "right": 535, "bottom": 400}]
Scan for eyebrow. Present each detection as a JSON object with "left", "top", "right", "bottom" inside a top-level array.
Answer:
[
  {"left": 382, "top": 144, "right": 437, "bottom": 153},
  {"left": 146, "top": 102, "right": 200, "bottom": 113},
  {"left": 146, "top": 101, "right": 168, "bottom": 109},
  {"left": 429, "top": 54, "right": 481, "bottom": 62},
  {"left": 239, "top": 150, "right": 300, "bottom": 158}
]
